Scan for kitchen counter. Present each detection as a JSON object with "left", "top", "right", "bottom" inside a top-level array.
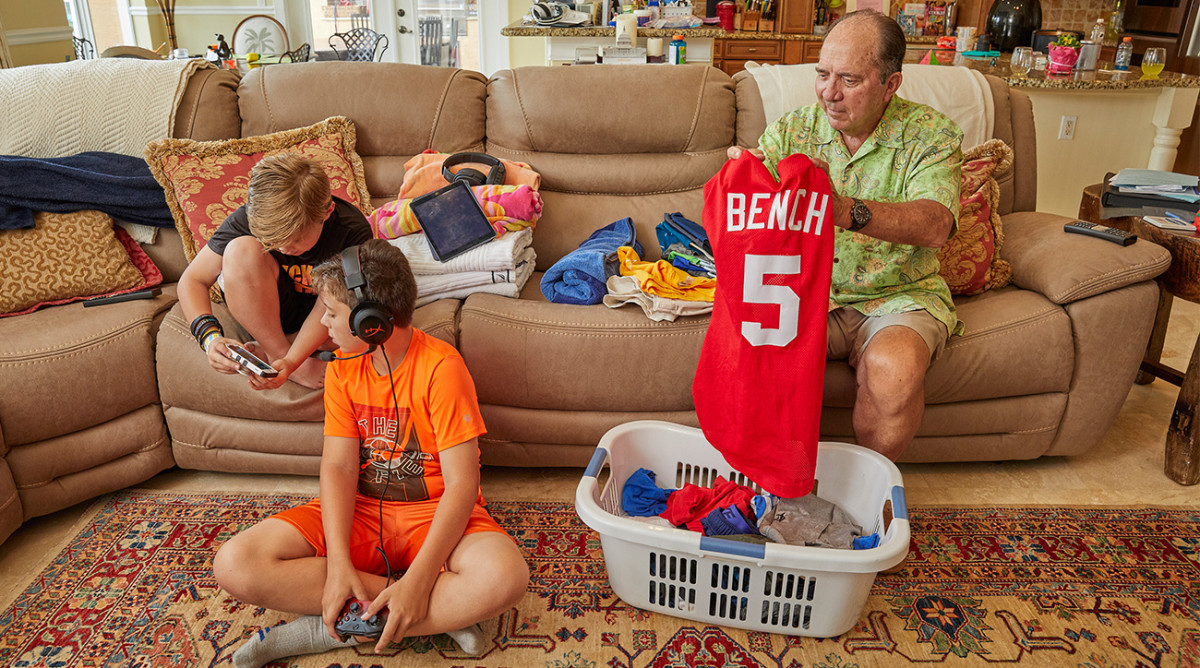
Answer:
[
  {"left": 501, "top": 21, "right": 943, "bottom": 42},
  {"left": 909, "top": 49, "right": 1200, "bottom": 89}
]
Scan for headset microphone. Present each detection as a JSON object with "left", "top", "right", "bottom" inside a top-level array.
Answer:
[{"left": 316, "top": 345, "right": 376, "bottom": 363}]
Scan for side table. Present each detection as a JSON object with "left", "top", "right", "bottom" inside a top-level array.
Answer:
[{"left": 1131, "top": 217, "right": 1200, "bottom": 485}]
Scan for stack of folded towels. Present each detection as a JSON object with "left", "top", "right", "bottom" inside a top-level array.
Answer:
[{"left": 388, "top": 228, "right": 536, "bottom": 307}]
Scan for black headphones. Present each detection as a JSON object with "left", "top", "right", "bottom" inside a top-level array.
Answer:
[
  {"left": 341, "top": 245, "right": 393, "bottom": 346},
  {"left": 442, "top": 152, "right": 506, "bottom": 188},
  {"left": 530, "top": 1, "right": 565, "bottom": 24}
]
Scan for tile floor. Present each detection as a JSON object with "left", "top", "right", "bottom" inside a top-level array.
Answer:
[{"left": 1, "top": 300, "right": 1197, "bottom": 610}]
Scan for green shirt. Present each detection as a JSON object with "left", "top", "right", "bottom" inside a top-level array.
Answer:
[{"left": 759, "top": 94, "right": 964, "bottom": 335}]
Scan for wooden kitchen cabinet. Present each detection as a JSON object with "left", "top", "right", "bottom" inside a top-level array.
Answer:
[
  {"left": 778, "top": 0, "right": 814, "bottom": 33},
  {"left": 714, "top": 38, "right": 782, "bottom": 74}
]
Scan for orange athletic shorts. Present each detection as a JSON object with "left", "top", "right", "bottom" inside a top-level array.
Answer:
[{"left": 273, "top": 494, "right": 508, "bottom": 575}]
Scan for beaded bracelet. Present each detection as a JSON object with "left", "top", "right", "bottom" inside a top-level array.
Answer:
[
  {"left": 190, "top": 314, "right": 224, "bottom": 351},
  {"left": 200, "top": 330, "right": 220, "bottom": 353}
]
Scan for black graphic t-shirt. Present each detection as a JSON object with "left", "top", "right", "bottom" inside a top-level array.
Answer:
[{"left": 207, "top": 196, "right": 372, "bottom": 295}]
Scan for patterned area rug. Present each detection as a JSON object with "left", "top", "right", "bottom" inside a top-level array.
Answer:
[{"left": 1, "top": 491, "right": 1198, "bottom": 667}]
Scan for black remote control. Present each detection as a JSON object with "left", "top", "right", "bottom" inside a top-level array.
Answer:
[
  {"left": 82, "top": 288, "right": 162, "bottom": 307},
  {"left": 1064, "top": 221, "right": 1137, "bottom": 246}
]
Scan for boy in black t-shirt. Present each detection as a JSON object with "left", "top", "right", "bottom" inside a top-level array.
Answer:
[{"left": 179, "top": 154, "right": 372, "bottom": 390}]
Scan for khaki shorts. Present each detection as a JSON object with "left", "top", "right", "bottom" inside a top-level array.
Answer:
[{"left": 826, "top": 306, "right": 949, "bottom": 366}]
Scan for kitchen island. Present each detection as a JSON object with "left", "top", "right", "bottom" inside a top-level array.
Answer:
[{"left": 930, "top": 53, "right": 1198, "bottom": 215}]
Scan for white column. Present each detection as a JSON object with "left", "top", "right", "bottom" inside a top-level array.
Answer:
[{"left": 1148, "top": 86, "right": 1200, "bottom": 171}]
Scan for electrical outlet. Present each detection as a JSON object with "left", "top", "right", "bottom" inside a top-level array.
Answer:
[{"left": 1058, "top": 115, "right": 1077, "bottom": 140}]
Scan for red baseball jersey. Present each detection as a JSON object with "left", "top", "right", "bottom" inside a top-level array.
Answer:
[{"left": 693, "top": 152, "right": 835, "bottom": 498}]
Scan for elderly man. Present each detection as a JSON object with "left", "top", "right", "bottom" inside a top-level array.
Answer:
[{"left": 729, "top": 10, "right": 963, "bottom": 461}]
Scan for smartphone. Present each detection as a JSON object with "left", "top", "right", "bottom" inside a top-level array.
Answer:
[{"left": 225, "top": 343, "right": 279, "bottom": 378}]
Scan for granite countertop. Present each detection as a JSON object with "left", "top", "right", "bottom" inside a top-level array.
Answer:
[
  {"left": 927, "top": 51, "right": 1200, "bottom": 89},
  {"left": 500, "top": 20, "right": 941, "bottom": 42}
]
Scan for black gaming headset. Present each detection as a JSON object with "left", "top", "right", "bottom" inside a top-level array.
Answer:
[
  {"left": 442, "top": 152, "right": 506, "bottom": 188},
  {"left": 341, "top": 245, "right": 393, "bottom": 346}
]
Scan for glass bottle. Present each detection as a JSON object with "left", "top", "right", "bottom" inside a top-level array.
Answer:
[{"left": 1107, "top": 0, "right": 1125, "bottom": 44}]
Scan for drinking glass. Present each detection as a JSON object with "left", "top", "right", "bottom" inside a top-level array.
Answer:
[
  {"left": 1141, "top": 47, "right": 1166, "bottom": 78},
  {"left": 1010, "top": 47, "right": 1033, "bottom": 77}
]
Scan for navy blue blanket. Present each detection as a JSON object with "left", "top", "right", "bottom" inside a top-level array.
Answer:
[{"left": 0, "top": 152, "right": 175, "bottom": 230}]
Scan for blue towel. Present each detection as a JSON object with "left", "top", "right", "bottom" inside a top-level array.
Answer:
[
  {"left": 0, "top": 152, "right": 176, "bottom": 230},
  {"left": 540, "top": 217, "right": 642, "bottom": 305}
]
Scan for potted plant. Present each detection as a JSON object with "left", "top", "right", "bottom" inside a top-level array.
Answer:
[{"left": 1046, "top": 33, "right": 1081, "bottom": 74}]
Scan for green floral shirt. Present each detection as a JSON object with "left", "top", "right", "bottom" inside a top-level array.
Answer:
[{"left": 759, "top": 95, "right": 964, "bottom": 335}]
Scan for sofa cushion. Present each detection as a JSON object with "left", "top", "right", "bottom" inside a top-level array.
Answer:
[
  {"left": 1001, "top": 210, "right": 1171, "bottom": 304},
  {"left": 937, "top": 139, "right": 1013, "bottom": 296},
  {"left": 0, "top": 289, "right": 175, "bottom": 446},
  {"left": 143, "top": 115, "right": 372, "bottom": 266},
  {"left": 486, "top": 65, "right": 735, "bottom": 268},
  {"left": 459, "top": 289, "right": 709, "bottom": 412},
  {"left": 238, "top": 63, "right": 489, "bottom": 203},
  {"left": 0, "top": 211, "right": 153, "bottom": 316}
]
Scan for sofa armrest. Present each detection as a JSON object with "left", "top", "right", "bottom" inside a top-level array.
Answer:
[{"left": 1000, "top": 211, "right": 1171, "bottom": 305}]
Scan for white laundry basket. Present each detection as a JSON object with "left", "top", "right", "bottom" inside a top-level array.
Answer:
[{"left": 575, "top": 420, "right": 909, "bottom": 638}]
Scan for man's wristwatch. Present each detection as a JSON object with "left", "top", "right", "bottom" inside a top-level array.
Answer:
[{"left": 848, "top": 198, "right": 872, "bottom": 232}]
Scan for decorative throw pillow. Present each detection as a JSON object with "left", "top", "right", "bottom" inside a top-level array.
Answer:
[
  {"left": 937, "top": 138, "right": 1014, "bottom": 296},
  {"left": 143, "top": 116, "right": 372, "bottom": 265},
  {"left": 0, "top": 210, "right": 159, "bottom": 316}
]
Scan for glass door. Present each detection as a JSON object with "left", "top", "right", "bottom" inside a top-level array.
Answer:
[
  {"left": 415, "top": 0, "right": 479, "bottom": 70},
  {"left": 298, "top": 0, "right": 492, "bottom": 70}
]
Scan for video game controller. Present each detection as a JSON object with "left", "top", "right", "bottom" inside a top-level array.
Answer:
[{"left": 335, "top": 598, "right": 386, "bottom": 641}]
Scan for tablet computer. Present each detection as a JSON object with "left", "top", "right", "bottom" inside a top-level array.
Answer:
[{"left": 410, "top": 179, "right": 497, "bottom": 262}]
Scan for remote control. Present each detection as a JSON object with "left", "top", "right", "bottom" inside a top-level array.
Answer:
[
  {"left": 1064, "top": 221, "right": 1137, "bottom": 246},
  {"left": 82, "top": 288, "right": 161, "bottom": 307},
  {"left": 335, "top": 598, "right": 387, "bottom": 641}
]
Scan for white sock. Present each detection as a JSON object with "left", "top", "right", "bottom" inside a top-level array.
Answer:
[
  {"left": 232, "top": 615, "right": 360, "bottom": 668},
  {"left": 446, "top": 623, "right": 487, "bottom": 656}
]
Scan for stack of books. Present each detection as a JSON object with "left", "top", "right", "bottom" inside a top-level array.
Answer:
[{"left": 1101, "top": 169, "right": 1200, "bottom": 219}]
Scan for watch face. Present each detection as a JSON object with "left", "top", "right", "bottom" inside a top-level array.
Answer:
[{"left": 852, "top": 199, "right": 870, "bottom": 229}]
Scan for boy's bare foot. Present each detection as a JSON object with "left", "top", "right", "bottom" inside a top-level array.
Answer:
[{"left": 287, "top": 356, "right": 326, "bottom": 389}]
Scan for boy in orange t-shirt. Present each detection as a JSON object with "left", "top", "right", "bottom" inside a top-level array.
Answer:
[{"left": 214, "top": 240, "right": 529, "bottom": 667}]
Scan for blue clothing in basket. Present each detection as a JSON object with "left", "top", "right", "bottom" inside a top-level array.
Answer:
[
  {"left": 621, "top": 468, "right": 674, "bottom": 516},
  {"left": 540, "top": 217, "right": 642, "bottom": 305}
]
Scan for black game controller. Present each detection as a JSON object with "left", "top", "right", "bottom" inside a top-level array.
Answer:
[{"left": 335, "top": 598, "right": 387, "bottom": 641}]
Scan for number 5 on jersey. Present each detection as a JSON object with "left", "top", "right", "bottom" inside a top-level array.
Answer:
[{"left": 741, "top": 254, "right": 802, "bottom": 347}]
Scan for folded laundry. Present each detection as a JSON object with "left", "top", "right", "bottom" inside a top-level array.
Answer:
[
  {"left": 541, "top": 217, "right": 641, "bottom": 305},
  {"left": 757, "top": 494, "right": 862, "bottom": 549},
  {"left": 369, "top": 184, "right": 542, "bottom": 239},
  {"left": 621, "top": 468, "right": 676, "bottom": 517},
  {"left": 388, "top": 228, "right": 533, "bottom": 275},
  {"left": 614, "top": 246, "right": 716, "bottom": 302},
  {"left": 602, "top": 274, "right": 714, "bottom": 322},
  {"left": 413, "top": 249, "right": 536, "bottom": 307}
]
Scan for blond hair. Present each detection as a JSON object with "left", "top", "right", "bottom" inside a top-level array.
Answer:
[
  {"left": 246, "top": 153, "right": 332, "bottom": 251},
  {"left": 312, "top": 240, "right": 417, "bottom": 329}
]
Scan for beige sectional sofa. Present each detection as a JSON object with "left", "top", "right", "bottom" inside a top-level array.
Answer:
[{"left": 0, "top": 61, "right": 1170, "bottom": 546}]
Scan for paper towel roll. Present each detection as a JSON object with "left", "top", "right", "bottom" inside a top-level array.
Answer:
[{"left": 647, "top": 37, "right": 663, "bottom": 56}]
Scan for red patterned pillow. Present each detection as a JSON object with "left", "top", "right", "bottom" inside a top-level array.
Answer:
[
  {"left": 937, "top": 139, "right": 1014, "bottom": 296},
  {"left": 143, "top": 116, "right": 372, "bottom": 265}
]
